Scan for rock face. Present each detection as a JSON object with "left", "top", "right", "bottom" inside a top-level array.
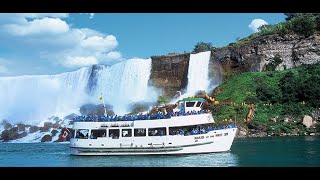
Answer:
[
  {"left": 53, "top": 122, "right": 60, "bottom": 129},
  {"left": 41, "top": 135, "right": 52, "bottom": 142},
  {"left": 4, "top": 123, "right": 12, "bottom": 130},
  {"left": 86, "top": 64, "right": 104, "bottom": 94},
  {"left": 236, "top": 126, "right": 248, "bottom": 138},
  {"left": 16, "top": 124, "right": 26, "bottom": 131},
  {"left": 40, "top": 122, "right": 53, "bottom": 132},
  {"left": 149, "top": 33, "right": 320, "bottom": 97},
  {"left": 51, "top": 129, "right": 59, "bottom": 136},
  {"left": 303, "top": 115, "right": 313, "bottom": 128},
  {"left": 44, "top": 122, "right": 53, "bottom": 129},
  {"left": 150, "top": 53, "right": 190, "bottom": 97},
  {"left": 212, "top": 33, "right": 320, "bottom": 75},
  {"left": 29, "top": 126, "right": 39, "bottom": 133},
  {"left": 0, "top": 127, "right": 27, "bottom": 142}
]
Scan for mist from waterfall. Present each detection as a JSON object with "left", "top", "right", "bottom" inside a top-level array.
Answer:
[
  {"left": 0, "top": 58, "right": 160, "bottom": 125},
  {"left": 93, "top": 58, "right": 158, "bottom": 115},
  {"left": 0, "top": 67, "right": 92, "bottom": 125}
]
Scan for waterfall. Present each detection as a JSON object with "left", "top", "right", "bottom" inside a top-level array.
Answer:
[
  {"left": 92, "top": 58, "right": 157, "bottom": 115},
  {"left": 0, "top": 58, "right": 158, "bottom": 125},
  {"left": 0, "top": 51, "right": 215, "bottom": 126},
  {"left": 186, "top": 51, "right": 211, "bottom": 96},
  {"left": 0, "top": 67, "right": 92, "bottom": 124}
]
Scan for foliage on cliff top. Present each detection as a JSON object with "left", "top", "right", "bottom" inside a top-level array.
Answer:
[
  {"left": 228, "top": 13, "right": 320, "bottom": 48},
  {"left": 192, "top": 42, "right": 217, "bottom": 53}
]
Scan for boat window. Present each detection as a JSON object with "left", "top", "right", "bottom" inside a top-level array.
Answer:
[
  {"left": 186, "top": 102, "right": 196, "bottom": 107},
  {"left": 201, "top": 123, "right": 215, "bottom": 130},
  {"left": 75, "top": 129, "right": 89, "bottom": 139},
  {"left": 169, "top": 125, "right": 196, "bottom": 136},
  {"left": 148, "top": 127, "right": 166, "bottom": 136},
  {"left": 90, "top": 129, "right": 106, "bottom": 139},
  {"left": 169, "top": 123, "right": 215, "bottom": 136},
  {"left": 196, "top": 102, "right": 202, "bottom": 107},
  {"left": 134, "top": 128, "right": 146, "bottom": 137},
  {"left": 109, "top": 129, "right": 119, "bottom": 139},
  {"left": 122, "top": 129, "right": 132, "bottom": 137}
]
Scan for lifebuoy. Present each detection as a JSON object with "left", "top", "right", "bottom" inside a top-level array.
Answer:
[{"left": 62, "top": 130, "right": 68, "bottom": 138}]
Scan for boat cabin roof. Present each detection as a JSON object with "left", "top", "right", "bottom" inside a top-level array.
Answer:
[{"left": 179, "top": 97, "right": 205, "bottom": 102}]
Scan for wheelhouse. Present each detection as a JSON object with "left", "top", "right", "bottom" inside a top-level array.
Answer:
[{"left": 173, "top": 97, "right": 205, "bottom": 113}]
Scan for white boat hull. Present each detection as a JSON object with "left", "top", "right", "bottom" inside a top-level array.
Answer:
[{"left": 70, "top": 128, "right": 237, "bottom": 156}]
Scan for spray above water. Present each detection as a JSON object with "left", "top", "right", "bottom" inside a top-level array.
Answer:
[
  {"left": 93, "top": 58, "right": 158, "bottom": 115},
  {"left": 0, "top": 58, "right": 159, "bottom": 125},
  {"left": 0, "top": 67, "right": 92, "bottom": 125}
]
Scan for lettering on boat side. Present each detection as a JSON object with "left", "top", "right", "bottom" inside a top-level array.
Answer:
[
  {"left": 100, "top": 124, "right": 109, "bottom": 128},
  {"left": 100, "top": 123, "right": 132, "bottom": 128},
  {"left": 194, "top": 136, "right": 204, "bottom": 140}
]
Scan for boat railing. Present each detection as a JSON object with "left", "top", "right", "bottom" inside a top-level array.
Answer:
[{"left": 72, "top": 109, "right": 211, "bottom": 122}]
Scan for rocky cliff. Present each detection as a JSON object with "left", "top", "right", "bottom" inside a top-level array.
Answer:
[
  {"left": 149, "top": 32, "right": 320, "bottom": 97},
  {"left": 150, "top": 53, "right": 190, "bottom": 98},
  {"left": 213, "top": 32, "right": 320, "bottom": 75}
]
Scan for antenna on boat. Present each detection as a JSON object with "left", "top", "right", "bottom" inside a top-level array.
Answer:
[{"left": 99, "top": 93, "right": 108, "bottom": 117}]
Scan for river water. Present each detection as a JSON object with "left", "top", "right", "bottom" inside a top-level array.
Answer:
[{"left": 0, "top": 136, "right": 319, "bottom": 167}]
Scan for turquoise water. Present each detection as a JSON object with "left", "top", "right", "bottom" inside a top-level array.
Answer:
[{"left": 0, "top": 136, "right": 319, "bottom": 167}]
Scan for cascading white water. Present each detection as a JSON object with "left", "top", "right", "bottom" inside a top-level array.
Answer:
[
  {"left": 0, "top": 67, "right": 92, "bottom": 125},
  {"left": 93, "top": 58, "right": 157, "bottom": 115},
  {"left": 185, "top": 51, "right": 211, "bottom": 96},
  {"left": 0, "top": 51, "right": 213, "bottom": 126},
  {"left": 0, "top": 58, "right": 158, "bottom": 125}
]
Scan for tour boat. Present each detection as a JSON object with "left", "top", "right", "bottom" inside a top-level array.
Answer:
[{"left": 70, "top": 97, "right": 237, "bottom": 155}]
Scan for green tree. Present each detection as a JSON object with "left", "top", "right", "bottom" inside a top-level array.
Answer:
[
  {"left": 157, "top": 96, "right": 170, "bottom": 105},
  {"left": 284, "top": 13, "right": 302, "bottom": 21},
  {"left": 256, "top": 82, "right": 281, "bottom": 104},
  {"left": 279, "top": 72, "right": 300, "bottom": 103},
  {"left": 192, "top": 42, "right": 216, "bottom": 53},
  {"left": 258, "top": 24, "right": 272, "bottom": 32},
  {"left": 302, "top": 75, "right": 320, "bottom": 108},
  {"left": 289, "top": 14, "right": 316, "bottom": 37}
]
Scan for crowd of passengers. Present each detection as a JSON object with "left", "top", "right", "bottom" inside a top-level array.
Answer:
[
  {"left": 73, "top": 124, "right": 237, "bottom": 139},
  {"left": 170, "top": 124, "right": 237, "bottom": 136},
  {"left": 73, "top": 109, "right": 212, "bottom": 122}
]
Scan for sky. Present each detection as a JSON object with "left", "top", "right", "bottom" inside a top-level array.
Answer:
[{"left": 0, "top": 13, "right": 286, "bottom": 76}]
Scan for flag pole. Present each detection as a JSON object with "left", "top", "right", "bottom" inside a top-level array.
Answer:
[{"left": 101, "top": 93, "right": 108, "bottom": 117}]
